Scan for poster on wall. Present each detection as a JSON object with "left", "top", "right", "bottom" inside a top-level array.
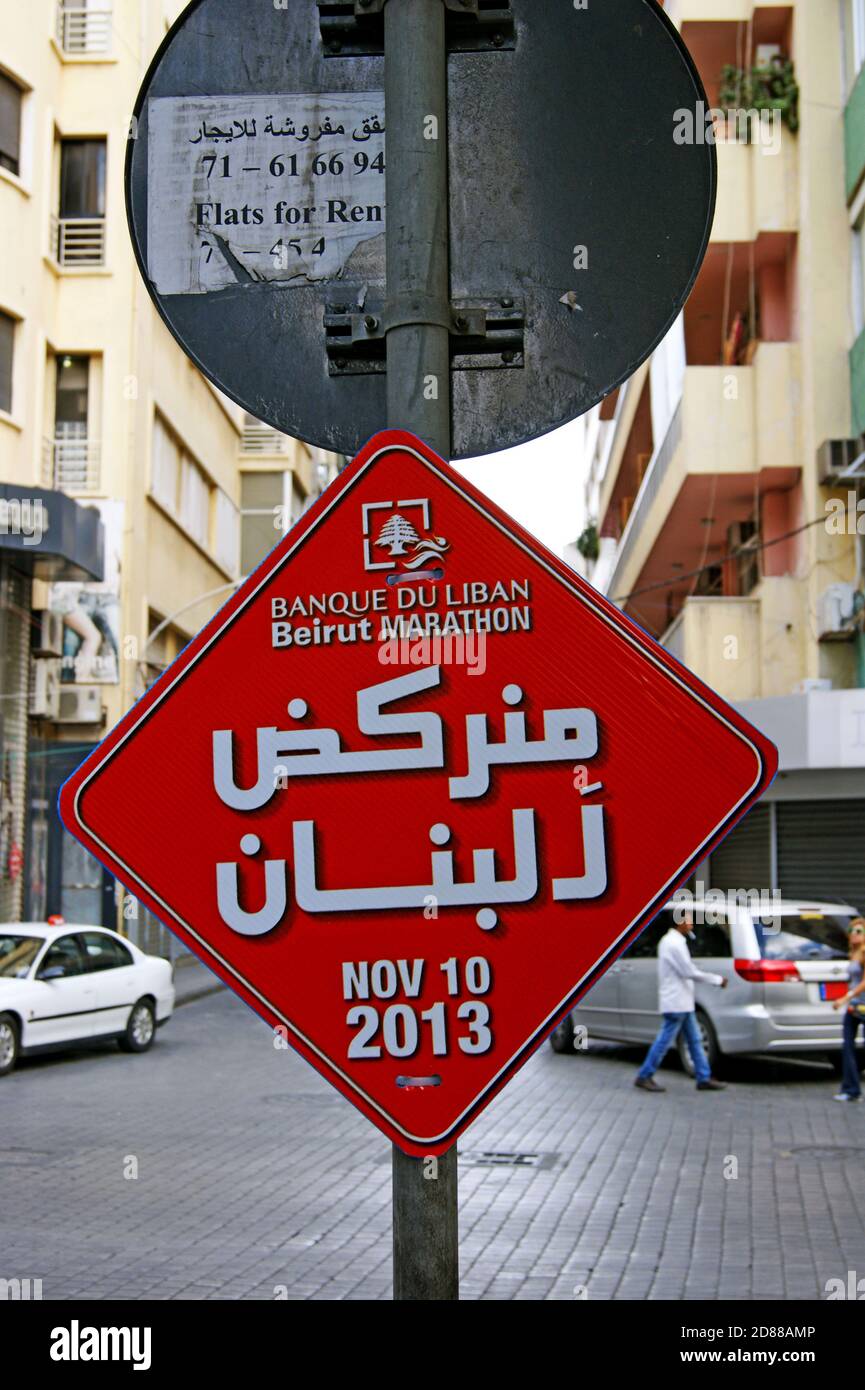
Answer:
[{"left": 49, "top": 500, "right": 123, "bottom": 686}]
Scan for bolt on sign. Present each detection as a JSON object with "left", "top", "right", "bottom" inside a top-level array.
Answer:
[
  {"left": 127, "top": 0, "right": 716, "bottom": 458},
  {"left": 61, "top": 434, "right": 777, "bottom": 1156}
]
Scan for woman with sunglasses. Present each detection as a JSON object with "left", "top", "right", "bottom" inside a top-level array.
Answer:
[{"left": 832, "top": 919, "right": 865, "bottom": 1102}]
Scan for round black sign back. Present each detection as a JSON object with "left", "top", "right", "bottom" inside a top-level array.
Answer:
[{"left": 126, "top": 0, "right": 715, "bottom": 459}]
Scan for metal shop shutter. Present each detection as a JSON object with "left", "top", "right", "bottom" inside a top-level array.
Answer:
[
  {"left": 777, "top": 801, "right": 865, "bottom": 913},
  {"left": 707, "top": 802, "right": 772, "bottom": 895}
]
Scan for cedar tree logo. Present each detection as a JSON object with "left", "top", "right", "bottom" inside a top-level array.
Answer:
[{"left": 362, "top": 498, "right": 450, "bottom": 578}]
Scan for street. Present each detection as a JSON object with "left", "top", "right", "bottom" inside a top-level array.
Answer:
[{"left": 3, "top": 986, "right": 863, "bottom": 1302}]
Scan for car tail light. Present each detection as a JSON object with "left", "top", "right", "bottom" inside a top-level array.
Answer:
[{"left": 734, "top": 958, "right": 801, "bottom": 983}]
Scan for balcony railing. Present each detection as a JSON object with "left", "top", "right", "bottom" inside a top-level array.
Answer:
[
  {"left": 52, "top": 216, "right": 106, "bottom": 268},
  {"left": 42, "top": 434, "right": 102, "bottom": 494},
  {"left": 661, "top": 596, "right": 762, "bottom": 702},
  {"left": 607, "top": 403, "right": 683, "bottom": 602},
  {"left": 56, "top": 4, "right": 112, "bottom": 55},
  {"left": 241, "top": 422, "right": 292, "bottom": 455}
]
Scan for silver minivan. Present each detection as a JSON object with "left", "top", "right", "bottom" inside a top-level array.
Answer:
[{"left": 550, "top": 899, "right": 861, "bottom": 1074}]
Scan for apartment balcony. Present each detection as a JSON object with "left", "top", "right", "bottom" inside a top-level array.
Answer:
[
  {"left": 712, "top": 126, "right": 799, "bottom": 243},
  {"left": 240, "top": 421, "right": 293, "bottom": 456},
  {"left": 55, "top": 4, "right": 112, "bottom": 55},
  {"left": 663, "top": 596, "right": 762, "bottom": 702},
  {"left": 667, "top": 1, "right": 753, "bottom": 21},
  {"left": 52, "top": 216, "right": 106, "bottom": 268},
  {"left": 605, "top": 342, "right": 801, "bottom": 615},
  {"left": 42, "top": 434, "right": 102, "bottom": 494}
]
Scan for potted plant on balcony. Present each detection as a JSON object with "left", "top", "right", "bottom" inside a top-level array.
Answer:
[
  {"left": 576, "top": 522, "right": 600, "bottom": 564},
  {"left": 719, "top": 54, "right": 800, "bottom": 135}
]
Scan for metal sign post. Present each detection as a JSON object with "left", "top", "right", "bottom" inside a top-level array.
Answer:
[
  {"left": 384, "top": 0, "right": 451, "bottom": 461},
  {"left": 384, "top": 0, "right": 457, "bottom": 1301}
]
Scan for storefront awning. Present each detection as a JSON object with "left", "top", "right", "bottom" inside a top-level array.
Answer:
[{"left": 0, "top": 484, "right": 104, "bottom": 582}]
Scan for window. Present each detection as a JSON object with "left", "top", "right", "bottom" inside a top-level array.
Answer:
[
  {"left": 853, "top": 0, "right": 865, "bottom": 80},
  {"left": 59, "top": 139, "right": 106, "bottom": 219},
  {"left": 214, "top": 488, "right": 239, "bottom": 575},
  {"left": 0, "top": 934, "right": 42, "bottom": 979},
  {"left": 727, "top": 520, "right": 760, "bottom": 597},
  {"left": 37, "top": 934, "right": 85, "bottom": 979},
  {"left": 622, "top": 913, "right": 672, "bottom": 959},
  {"left": 760, "top": 914, "right": 853, "bottom": 961},
  {"left": 0, "top": 311, "right": 14, "bottom": 415},
  {"left": 180, "top": 456, "right": 209, "bottom": 547},
  {"left": 690, "top": 920, "right": 733, "bottom": 959},
  {"left": 0, "top": 71, "right": 21, "bottom": 177},
  {"left": 241, "top": 471, "right": 284, "bottom": 574},
  {"left": 55, "top": 354, "right": 89, "bottom": 430},
  {"left": 144, "top": 608, "right": 185, "bottom": 686},
  {"left": 853, "top": 209, "right": 865, "bottom": 342},
  {"left": 50, "top": 354, "right": 96, "bottom": 489},
  {"left": 151, "top": 414, "right": 180, "bottom": 511},
  {"left": 57, "top": 0, "right": 113, "bottom": 56},
  {"left": 55, "top": 139, "right": 106, "bottom": 265},
  {"left": 151, "top": 412, "right": 216, "bottom": 552},
  {"left": 79, "top": 931, "right": 133, "bottom": 971}
]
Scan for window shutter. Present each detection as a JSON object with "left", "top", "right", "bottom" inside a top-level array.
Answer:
[
  {"left": 0, "top": 73, "right": 21, "bottom": 175},
  {"left": 0, "top": 312, "right": 13, "bottom": 414}
]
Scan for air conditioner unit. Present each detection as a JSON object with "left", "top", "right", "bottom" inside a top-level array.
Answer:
[
  {"left": 32, "top": 610, "right": 64, "bottom": 658},
  {"left": 818, "top": 437, "right": 865, "bottom": 484},
  {"left": 817, "top": 583, "right": 857, "bottom": 640},
  {"left": 29, "top": 659, "right": 61, "bottom": 719},
  {"left": 793, "top": 678, "right": 833, "bottom": 696},
  {"left": 55, "top": 684, "right": 103, "bottom": 725}
]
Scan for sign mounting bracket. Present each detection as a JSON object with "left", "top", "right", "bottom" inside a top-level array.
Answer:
[
  {"left": 317, "top": 0, "right": 515, "bottom": 56},
  {"left": 323, "top": 292, "right": 525, "bottom": 375}
]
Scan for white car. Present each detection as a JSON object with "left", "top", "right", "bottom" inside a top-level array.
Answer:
[{"left": 0, "top": 920, "right": 175, "bottom": 1076}]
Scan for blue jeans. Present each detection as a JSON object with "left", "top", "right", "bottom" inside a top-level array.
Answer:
[
  {"left": 842, "top": 1009, "right": 863, "bottom": 1098},
  {"left": 638, "top": 1012, "right": 711, "bottom": 1085}
]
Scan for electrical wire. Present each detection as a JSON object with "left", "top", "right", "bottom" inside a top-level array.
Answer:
[{"left": 613, "top": 514, "right": 830, "bottom": 604}]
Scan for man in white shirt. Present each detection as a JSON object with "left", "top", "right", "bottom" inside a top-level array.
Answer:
[{"left": 635, "top": 914, "right": 728, "bottom": 1093}]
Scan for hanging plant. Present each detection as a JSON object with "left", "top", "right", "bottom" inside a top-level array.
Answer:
[
  {"left": 719, "top": 55, "right": 800, "bottom": 135},
  {"left": 576, "top": 522, "right": 599, "bottom": 563}
]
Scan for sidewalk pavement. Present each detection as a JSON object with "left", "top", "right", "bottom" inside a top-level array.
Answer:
[
  {"left": 172, "top": 955, "right": 225, "bottom": 1007},
  {"left": 3, "top": 987, "right": 863, "bottom": 1300}
]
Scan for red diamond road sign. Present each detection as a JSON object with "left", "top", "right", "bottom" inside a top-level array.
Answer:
[{"left": 60, "top": 431, "right": 777, "bottom": 1156}]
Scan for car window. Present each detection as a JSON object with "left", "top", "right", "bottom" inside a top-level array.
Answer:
[
  {"left": 623, "top": 911, "right": 675, "bottom": 959},
  {"left": 0, "top": 934, "right": 44, "bottom": 979},
  {"left": 79, "top": 932, "right": 134, "bottom": 972},
  {"left": 38, "top": 934, "right": 86, "bottom": 979},
  {"left": 760, "top": 913, "right": 853, "bottom": 961},
  {"left": 690, "top": 919, "right": 732, "bottom": 959}
]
